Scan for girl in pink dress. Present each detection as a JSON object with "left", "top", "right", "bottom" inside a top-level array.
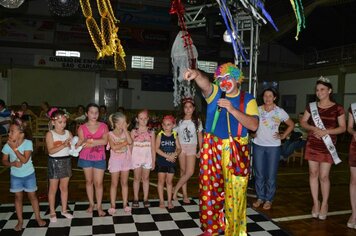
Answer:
[
  {"left": 107, "top": 112, "right": 132, "bottom": 215},
  {"left": 77, "top": 103, "right": 109, "bottom": 216},
  {"left": 130, "top": 110, "right": 155, "bottom": 208}
]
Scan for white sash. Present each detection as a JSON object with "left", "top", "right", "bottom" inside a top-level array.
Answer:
[
  {"left": 310, "top": 102, "right": 341, "bottom": 165},
  {"left": 351, "top": 103, "right": 356, "bottom": 124}
]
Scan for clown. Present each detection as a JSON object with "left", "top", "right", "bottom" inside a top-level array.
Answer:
[{"left": 184, "top": 63, "right": 259, "bottom": 236}]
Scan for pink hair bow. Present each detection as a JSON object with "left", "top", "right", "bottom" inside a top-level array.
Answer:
[{"left": 48, "top": 107, "right": 58, "bottom": 118}]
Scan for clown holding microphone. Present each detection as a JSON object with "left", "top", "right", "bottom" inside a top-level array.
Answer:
[{"left": 184, "top": 63, "right": 259, "bottom": 236}]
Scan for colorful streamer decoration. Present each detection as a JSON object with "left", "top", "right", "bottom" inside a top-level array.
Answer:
[
  {"left": 79, "top": 0, "right": 126, "bottom": 71},
  {"left": 217, "top": 0, "right": 248, "bottom": 63},
  {"left": 256, "top": 0, "right": 278, "bottom": 32},
  {"left": 290, "top": 0, "right": 306, "bottom": 40}
]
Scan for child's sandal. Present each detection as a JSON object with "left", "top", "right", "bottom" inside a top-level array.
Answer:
[
  {"left": 49, "top": 213, "right": 57, "bottom": 223},
  {"left": 61, "top": 211, "right": 74, "bottom": 219},
  {"left": 132, "top": 200, "right": 139, "bottom": 208},
  {"left": 143, "top": 200, "right": 150, "bottom": 208}
]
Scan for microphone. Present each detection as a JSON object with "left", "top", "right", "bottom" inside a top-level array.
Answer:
[{"left": 218, "top": 91, "right": 226, "bottom": 112}]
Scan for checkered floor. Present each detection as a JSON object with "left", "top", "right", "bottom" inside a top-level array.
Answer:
[{"left": 0, "top": 199, "right": 289, "bottom": 236}]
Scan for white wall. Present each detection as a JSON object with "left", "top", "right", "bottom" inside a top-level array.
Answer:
[
  {"left": 0, "top": 73, "right": 8, "bottom": 104},
  {"left": 279, "top": 75, "right": 338, "bottom": 118},
  {"left": 128, "top": 79, "right": 174, "bottom": 110},
  {"left": 345, "top": 73, "right": 356, "bottom": 109},
  {"left": 10, "top": 68, "right": 96, "bottom": 107}
]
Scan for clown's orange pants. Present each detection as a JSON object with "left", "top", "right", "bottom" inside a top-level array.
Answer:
[{"left": 199, "top": 134, "right": 248, "bottom": 236}]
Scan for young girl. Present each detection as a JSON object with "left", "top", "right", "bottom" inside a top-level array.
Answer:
[
  {"left": 156, "top": 115, "right": 181, "bottom": 209},
  {"left": 77, "top": 103, "right": 109, "bottom": 216},
  {"left": 45, "top": 108, "right": 74, "bottom": 222},
  {"left": 107, "top": 112, "right": 132, "bottom": 215},
  {"left": 1, "top": 117, "right": 46, "bottom": 231},
  {"left": 131, "top": 109, "right": 155, "bottom": 208},
  {"left": 173, "top": 97, "right": 203, "bottom": 203}
]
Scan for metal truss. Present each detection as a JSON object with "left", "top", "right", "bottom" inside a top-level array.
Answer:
[
  {"left": 184, "top": 4, "right": 215, "bottom": 29},
  {"left": 185, "top": 4, "right": 260, "bottom": 96}
]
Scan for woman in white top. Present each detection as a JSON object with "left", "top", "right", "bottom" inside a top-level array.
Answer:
[
  {"left": 45, "top": 108, "right": 74, "bottom": 223},
  {"left": 173, "top": 97, "right": 203, "bottom": 203},
  {"left": 252, "top": 88, "right": 294, "bottom": 210}
]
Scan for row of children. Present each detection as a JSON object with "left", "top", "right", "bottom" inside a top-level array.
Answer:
[{"left": 1, "top": 99, "right": 202, "bottom": 231}]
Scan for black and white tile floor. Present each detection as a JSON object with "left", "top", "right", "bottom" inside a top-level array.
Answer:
[{"left": 0, "top": 199, "right": 290, "bottom": 236}]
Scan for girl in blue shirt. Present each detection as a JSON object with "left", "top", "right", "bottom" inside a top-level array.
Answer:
[{"left": 1, "top": 118, "right": 46, "bottom": 231}]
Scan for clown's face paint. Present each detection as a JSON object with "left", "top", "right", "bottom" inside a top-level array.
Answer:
[{"left": 217, "top": 75, "right": 235, "bottom": 94}]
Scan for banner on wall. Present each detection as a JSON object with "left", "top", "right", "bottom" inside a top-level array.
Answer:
[
  {"left": 0, "top": 18, "right": 54, "bottom": 43},
  {"left": 34, "top": 55, "right": 114, "bottom": 70}
]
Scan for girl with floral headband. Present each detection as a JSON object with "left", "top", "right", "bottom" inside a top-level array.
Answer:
[
  {"left": 2, "top": 116, "right": 46, "bottom": 231},
  {"left": 155, "top": 115, "right": 181, "bottom": 209},
  {"left": 45, "top": 108, "right": 74, "bottom": 222},
  {"left": 300, "top": 77, "right": 346, "bottom": 220},
  {"left": 173, "top": 97, "right": 203, "bottom": 203}
]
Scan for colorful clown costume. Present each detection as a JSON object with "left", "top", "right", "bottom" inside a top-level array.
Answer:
[{"left": 199, "top": 83, "right": 258, "bottom": 236}]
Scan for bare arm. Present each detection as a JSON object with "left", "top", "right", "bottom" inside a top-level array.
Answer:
[
  {"left": 175, "top": 136, "right": 182, "bottom": 156},
  {"left": 300, "top": 110, "right": 318, "bottom": 132},
  {"left": 218, "top": 99, "right": 259, "bottom": 131},
  {"left": 301, "top": 110, "right": 346, "bottom": 139},
  {"left": 45, "top": 131, "right": 70, "bottom": 155},
  {"left": 277, "top": 118, "right": 295, "bottom": 140},
  {"left": 348, "top": 112, "right": 356, "bottom": 141},
  {"left": 150, "top": 131, "right": 156, "bottom": 169},
  {"left": 155, "top": 134, "right": 170, "bottom": 158},
  {"left": 183, "top": 69, "right": 212, "bottom": 97},
  {"left": 2, "top": 153, "right": 22, "bottom": 168}
]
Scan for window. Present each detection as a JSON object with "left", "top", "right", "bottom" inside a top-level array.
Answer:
[
  {"left": 281, "top": 95, "right": 296, "bottom": 114},
  {"left": 198, "top": 60, "right": 218, "bottom": 74},
  {"left": 131, "top": 56, "right": 154, "bottom": 69},
  {"left": 55, "top": 50, "right": 80, "bottom": 58}
]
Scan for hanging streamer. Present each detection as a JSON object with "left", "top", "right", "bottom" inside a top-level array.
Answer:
[
  {"left": 256, "top": 0, "right": 278, "bottom": 31},
  {"left": 216, "top": 0, "right": 248, "bottom": 64},
  {"left": 290, "top": 0, "right": 306, "bottom": 40}
]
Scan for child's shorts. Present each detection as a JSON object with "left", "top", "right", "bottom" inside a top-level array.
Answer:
[
  {"left": 181, "top": 144, "right": 198, "bottom": 156},
  {"left": 157, "top": 165, "right": 176, "bottom": 174},
  {"left": 10, "top": 172, "right": 38, "bottom": 193},
  {"left": 78, "top": 159, "right": 106, "bottom": 170}
]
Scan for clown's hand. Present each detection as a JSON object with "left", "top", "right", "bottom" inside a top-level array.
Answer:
[
  {"left": 217, "top": 98, "right": 234, "bottom": 113},
  {"left": 183, "top": 69, "right": 199, "bottom": 81}
]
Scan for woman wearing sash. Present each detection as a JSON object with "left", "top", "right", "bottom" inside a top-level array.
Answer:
[
  {"left": 300, "top": 77, "right": 346, "bottom": 220},
  {"left": 347, "top": 103, "right": 356, "bottom": 228}
]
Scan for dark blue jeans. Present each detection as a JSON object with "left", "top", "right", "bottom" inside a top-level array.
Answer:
[{"left": 252, "top": 143, "right": 280, "bottom": 202}]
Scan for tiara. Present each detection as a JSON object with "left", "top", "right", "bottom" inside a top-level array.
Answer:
[
  {"left": 182, "top": 97, "right": 194, "bottom": 105},
  {"left": 318, "top": 76, "right": 330, "bottom": 84}
]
